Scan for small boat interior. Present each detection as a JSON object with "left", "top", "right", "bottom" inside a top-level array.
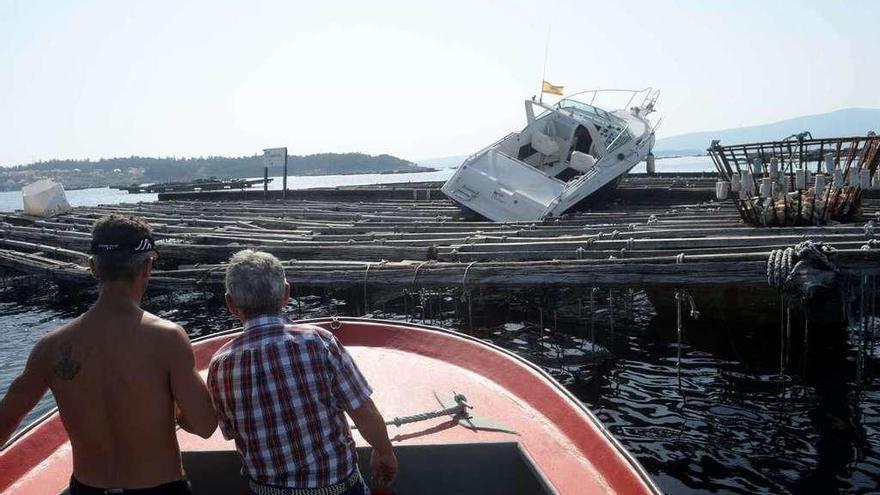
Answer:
[{"left": 174, "top": 442, "right": 556, "bottom": 495}]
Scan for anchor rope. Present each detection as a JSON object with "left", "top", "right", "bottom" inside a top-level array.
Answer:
[
  {"left": 767, "top": 240, "right": 838, "bottom": 292},
  {"left": 351, "top": 395, "right": 471, "bottom": 429}
]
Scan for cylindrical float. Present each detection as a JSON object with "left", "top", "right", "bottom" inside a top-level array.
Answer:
[
  {"left": 815, "top": 174, "right": 826, "bottom": 198},
  {"left": 751, "top": 157, "right": 763, "bottom": 175},
  {"left": 824, "top": 154, "right": 836, "bottom": 174},
  {"left": 795, "top": 169, "right": 807, "bottom": 189},
  {"left": 715, "top": 180, "right": 730, "bottom": 200},
  {"left": 833, "top": 169, "right": 844, "bottom": 188},
  {"left": 730, "top": 173, "right": 741, "bottom": 192},
  {"left": 760, "top": 177, "right": 772, "bottom": 197}
]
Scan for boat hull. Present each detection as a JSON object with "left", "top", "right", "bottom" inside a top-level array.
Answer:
[{"left": 0, "top": 318, "right": 659, "bottom": 495}]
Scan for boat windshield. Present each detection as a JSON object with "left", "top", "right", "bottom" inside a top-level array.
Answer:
[
  {"left": 555, "top": 98, "right": 622, "bottom": 126},
  {"left": 555, "top": 98, "right": 632, "bottom": 150}
]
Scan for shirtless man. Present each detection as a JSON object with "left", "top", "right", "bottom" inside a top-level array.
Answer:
[{"left": 0, "top": 215, "right": 217, "bottom": 494}]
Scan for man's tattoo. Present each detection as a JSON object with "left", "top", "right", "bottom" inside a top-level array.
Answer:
[{"left": 53, "top": 342, "right": 81, "bottom": 380}]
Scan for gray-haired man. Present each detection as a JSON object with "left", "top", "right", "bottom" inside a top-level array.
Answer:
[{"left": 207, "top": 249, "right": 397, "bottom": 495}]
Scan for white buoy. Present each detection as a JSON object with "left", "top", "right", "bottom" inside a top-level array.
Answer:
[
  {"left": 742, "top": 171, "right": 755, "bottom": 195},
  {"left": 751, "top": 157, "right": 763, "bottom": 175},
  {"left": 795, "top": 169, "right": 807, "bottom": 189},
  {"left": 815, "top": 174, "right": 826, "bottom": 198},
  {"left": 849, "top": 170, "right": 860, "bottom": 187},
  {"left": 715, "top": 180, "right": 730, "bottom": 200},
  {"left": 833, "top": 169, "right": 844, "bottom": 188},
  {"left": 646, "top": 153, "right": 656, "bottom": 175},
  {"left": 824, "top": 154, "right": 836, "bottom": 174},
  {"left": 760, "top": 177, "right": 772, "bottom": 197},
  {"left": 22, "top": 179, "right": 72, "bottom": 217},
  {"left": 731, "top": 173, "right": 741, "bottom": 192}
]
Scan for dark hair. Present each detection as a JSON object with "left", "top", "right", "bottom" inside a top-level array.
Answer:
[{"left": 91, "top": 215, "right": 154, "bottom": 282}]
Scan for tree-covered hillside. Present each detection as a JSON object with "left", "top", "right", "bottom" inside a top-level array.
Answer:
[{"left": 0, "top": 153, "right": 429, "bottom": 190}]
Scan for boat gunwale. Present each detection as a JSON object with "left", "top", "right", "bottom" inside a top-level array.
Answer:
[{"left": 0, "top": 316, "right": 661, "bottom": 495}]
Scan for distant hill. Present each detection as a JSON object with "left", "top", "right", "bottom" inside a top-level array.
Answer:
[
  {"left": 654, "top": 108, "right": 880, "bottom": 156},
  {"left": 0, "top": 152, "right": 431, "bottom": 191},
  {"left": 416, "top": 155, "right": 467, "bottom": 169}
]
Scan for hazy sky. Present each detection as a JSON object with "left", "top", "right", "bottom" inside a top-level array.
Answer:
[{"left": 2, "top": 0, "right": 879, "bottom": 166}]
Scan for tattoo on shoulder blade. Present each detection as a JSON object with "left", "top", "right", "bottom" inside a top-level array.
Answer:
[{"left": 53, "top": 342, "right": 81, "bottom": 380}]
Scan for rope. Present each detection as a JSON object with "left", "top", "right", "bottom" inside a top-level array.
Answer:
[
  {"left": 363, "top": 263, "right": 372, "bottom": 310},
  {"left": 196, "top": 265, "right": 224, "bottom": 286},
  {"left": 865, "top": 220, "right": 877, "bottom": 240},
  {"left": 362, "top": 261, "right": 387, "bottom": 315},
  {"left": 862, "top": 239, "right": 880, "bottom": 250},
  {"left": 462, "top": 261, "right": 477, "bottom": 332},
  {"left": 411, "top": 261, "right": 429, "bottom": 286},
  {"left": 351, "top": 394, "right": 471, "bottom": 429},
  {"left": 767, "top": 240, "right": 838, "bottom": 293},
  {"left": 462, "top": 261, "right": 477, "bottom": 290}
]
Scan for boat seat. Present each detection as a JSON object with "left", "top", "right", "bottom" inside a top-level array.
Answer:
[
  {"left": 530, "top": 132, "right": 559, "bottom": 156},
  {"left": 569, "top": 151, "right": 596, "bottom": 173}
]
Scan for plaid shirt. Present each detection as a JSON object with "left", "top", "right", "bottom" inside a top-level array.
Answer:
[{"left": 207, "top": 316, "right": 372, "bottom": 488}]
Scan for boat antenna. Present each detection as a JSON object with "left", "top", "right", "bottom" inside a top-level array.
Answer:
[{"left": 539, "top": 27, "right": 550, "bottom": 104}]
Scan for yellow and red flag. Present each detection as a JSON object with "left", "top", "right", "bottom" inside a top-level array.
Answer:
[{"left": 542, "top": 80, "right": 564, "bottom": 96}]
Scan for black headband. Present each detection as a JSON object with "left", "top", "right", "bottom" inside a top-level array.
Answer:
[{"left": 90, "top": 236, "right": 156, "bottom": 255}]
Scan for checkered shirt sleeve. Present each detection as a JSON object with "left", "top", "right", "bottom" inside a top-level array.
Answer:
[
  {"left": 206, "top": 358, "right": 233, "bottom": 440},
  {"left": 324, "top": 334, "right": 372, "bottom": 411}
]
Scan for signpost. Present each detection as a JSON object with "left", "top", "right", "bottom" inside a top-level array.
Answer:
[{"left": 263, "top": 147, "right": 288, "bottom": 200}]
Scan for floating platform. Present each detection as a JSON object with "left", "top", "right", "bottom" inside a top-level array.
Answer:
[
  {"left": 118, "top": 177, "right": 271, "bottom": 194},
  {"left": 1, "top": 176, "right": 879, "bottom": 299}
]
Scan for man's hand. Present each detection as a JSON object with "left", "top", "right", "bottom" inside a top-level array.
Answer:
[
  {"left": 371, "top": 448, "right": 398, "bottom": 488},
  {"left": 348, "top": 398, "right": 397, "bottom": 487}
]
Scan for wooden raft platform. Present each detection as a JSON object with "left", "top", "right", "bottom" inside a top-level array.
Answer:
[{"left": 2, "top": 183, "right": 880, "bottom": 291}]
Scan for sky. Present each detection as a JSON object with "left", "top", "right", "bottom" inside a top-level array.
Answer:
[{"left": 1, "top": 0, "right": 879, "bottom": 166}]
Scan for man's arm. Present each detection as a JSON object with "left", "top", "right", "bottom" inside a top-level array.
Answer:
[
  {"left": 321, "top": 330, "right": 398, "bottom": 486},
  {"left": 0, "top": 339, "right": 50, "bottom": 446},
  {"left": 166, "top": 325, "right": 217, "bottom": 439},
  {"left": 347, "top": 398, "right": 398, "bottom": 487}
]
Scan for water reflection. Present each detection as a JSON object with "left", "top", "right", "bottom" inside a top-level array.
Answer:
[{"left": 2, "top": 282, "right": 879, "bottom": 493}]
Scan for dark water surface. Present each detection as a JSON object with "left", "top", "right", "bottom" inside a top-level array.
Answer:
[{"left": 2, "top": 283, "right": 879, "bottom": 494}]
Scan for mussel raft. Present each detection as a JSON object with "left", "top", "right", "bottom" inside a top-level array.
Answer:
[{"left": 2, "top": 175, "right": 880, "bottom": 324}]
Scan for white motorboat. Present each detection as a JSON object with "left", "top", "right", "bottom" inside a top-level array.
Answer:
[{"left": 441, "top": 89, "right": 660, "bottom": 222}]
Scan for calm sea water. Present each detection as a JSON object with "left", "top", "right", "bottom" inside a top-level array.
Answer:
[{"left": 3, "top": 284, "right": 878, "bottom": 494}]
